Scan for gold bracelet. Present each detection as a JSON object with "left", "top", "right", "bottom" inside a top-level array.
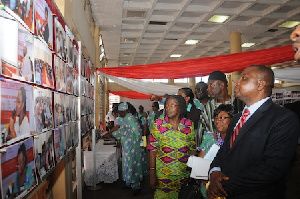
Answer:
[{"left": 149, "top": 167, "right": 155, "bottom": 170}]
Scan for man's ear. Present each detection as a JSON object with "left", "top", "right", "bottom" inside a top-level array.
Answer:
[{"left": 257, "top": 79, "right": 266, "bottom": 91}]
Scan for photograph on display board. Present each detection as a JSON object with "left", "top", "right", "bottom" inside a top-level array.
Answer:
[
  {"left": 66, "top": 65, "right": 73, "bottom": 94},
  {"left": 71, "top": 149, "right": 77, "bottom": 193},
  {"left": 0, "top": 13, "right": 35, "bottom": 83},
  {"left": 65, "top": 123, "right": 72, "bottom": 150},
  {"left": 34, "top": 130, "right": 54, "bottom": 181},
  {"left": 0, "top": 11, "right": 18, "bottom": 79},
  {"left": 34, "top": 38, "right": 54, "bottom": 88},
  {"left": 0, "top": 79, "right": 35, "bottom": 146},
  {"left": 53, "top": 56, "right": 66, "bottom": 92},
  {"left": 1, "top": 137, "right": 37, "bottom": 199},
  {"left": 53, "top": 125, "right": 66, "bottom": 163},
  {"left": 72, "top": 71, "right": 78, "bottom": 96},
  {"left": 54, "top": 18, "right": 66, "bottom": 60},
  {"left": 73, "top": 47, "right": 79, "bottom": 74},
  {"left": 34, "top": 0, "right": 53, "bottom": 49},
  {"left": 64, "top": 95, "right": 70, "bottom": 123},
  {"left": 33, "top": 87, "right": 53, "bottom": 134},
  {"left": 54, "top": 92, "right": 66, "bottom": 127},
  {"left": 66, "top": 35, "right": 73, "bottom": 67},
  {"left": 1, "top": 0, "right": 34, "bottom": 32},
  {"left": 70, "top": 95, "right": 78, "bottom": 121}
]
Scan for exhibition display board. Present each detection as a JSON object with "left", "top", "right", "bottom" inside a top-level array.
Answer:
[{"left": 0, "top": 0, "right": 95, "bottom": 198}]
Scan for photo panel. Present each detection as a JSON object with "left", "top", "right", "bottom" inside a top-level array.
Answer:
[
  {"left": 70, "top": 121, "right": 79, "bottom": 147},
  {"left": 73, "top": 46, "right": 78, "bottom": 73},
  {"left": 53, "top": 125, "right": 66, "bottom": 164},
  {"left": 64, "top": 94, "right": 70, "bottom": 123},
  {"left": 54, "top": 92, "right": 66, "bottom": 127},
  {"left": 0, "top": 79, "right": 35, "bottom": 146},
  {"left": 72, "top": 71, "right": 79, "bottom": 96},
  {"left": 66, "top": 35, "right": 73, "bottom": 67},
  {"left": 34, "top": 38, "right": 54, "bottom": 88},
  {"left": 34, "top": 130, "right": 54, "bottom": 181},
  {"left": 34, "top": 0, "right": 53, "bottom": 49},
  {"left": 33, "top": 87, "right": 53, "bottom": 134},
  {"left": 1, "top": 0, "right": 34, "bottom": 32},
  {"left": 53, "top": 56, "right": 66, "bottom": 92},
  {"left": 70, "top": 95, "right": 78, "bottom": 121},
  {"left": 1, "top": 137, "right": 37, "bottom": 199},
  {"left": 66, "top": 65, "right": 73, "bottom": 94},
  {"left": 81, "top": 56, "right": 86, "bottom": 77},
  {"left": 65, "top": 123, "right": 72, "bottom": 150},
  {"left": 81, "top": 132, "right": 91, "bottom": 151},
  {"left": 0, "top": 11, "right": 19, "bottom": 79},
  {"left": 54, "top": 18, "right": 66, "bottom": 60}
]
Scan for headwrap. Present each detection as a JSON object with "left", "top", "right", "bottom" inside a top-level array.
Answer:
[{"left": 118, "top": 102, "right": 128, "bottom": 111}]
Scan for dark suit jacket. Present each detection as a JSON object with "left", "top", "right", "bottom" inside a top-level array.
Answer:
[{"left": 210, "top": 98, "right": 300, "bottom": 199}]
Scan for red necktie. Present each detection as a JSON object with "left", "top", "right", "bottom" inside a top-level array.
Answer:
[{"left": 230, "top": 109, "right": 250, "bottom": 149}]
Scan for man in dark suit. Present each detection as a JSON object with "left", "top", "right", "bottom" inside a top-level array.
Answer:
[{"left": 207, "top": 65, "right": 299, "bottom": 199}]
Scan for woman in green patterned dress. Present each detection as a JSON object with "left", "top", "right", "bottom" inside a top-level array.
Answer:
[{"left": 148, "top": 95, "right": 196, "bottom": 199}]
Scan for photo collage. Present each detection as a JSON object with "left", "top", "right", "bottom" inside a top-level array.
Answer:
[{"left": 0, "top": 0, "right": 95, "bottom": 198}]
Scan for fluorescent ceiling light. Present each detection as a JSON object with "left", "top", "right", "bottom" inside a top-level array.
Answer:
[
  {"left": 208, "top": 15, "right": 230, "bottom": 23},
  {"left": 170, "top": 54, "right": 182, "bottom": 58},
  {"left": 242, "top": 43, "right": 255, "bottom": 47},
  {"left": 278, "top": 21, "right": 300, "bottom": 28},
  {"left": 185, "top": 40, "right": 199, "bottom": 45}
]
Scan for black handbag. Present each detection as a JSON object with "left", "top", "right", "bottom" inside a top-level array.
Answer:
[{"left": 179, "top": 178, "right": 203, "bottom": 199}]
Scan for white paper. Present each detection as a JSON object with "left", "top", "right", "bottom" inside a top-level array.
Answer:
[
  {"left": 204, "top": 144, "right": 220, "bottom": 161},
  {"left": 187, "top": 156, "right": 212, "bottom": 180}
]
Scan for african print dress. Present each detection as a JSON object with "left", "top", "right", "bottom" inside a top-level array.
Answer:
[
  {"left": 113, "top": 113, "right": 143, "bottom": 189},
  {"left": 148, "top": 115, "right": 196, "bottom": 199}
]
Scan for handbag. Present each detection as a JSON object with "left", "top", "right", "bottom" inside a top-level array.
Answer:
[{"left": 179, "top": 178, "right": 203, "bottom": 199}]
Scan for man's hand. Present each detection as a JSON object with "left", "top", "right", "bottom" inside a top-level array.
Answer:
[{"left": 207, "top": 171, "right": 229, "bottom": 199}]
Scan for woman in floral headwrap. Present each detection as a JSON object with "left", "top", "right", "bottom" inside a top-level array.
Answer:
[{"left": 148, "top": 95, "right": 196, "bottom": 199}]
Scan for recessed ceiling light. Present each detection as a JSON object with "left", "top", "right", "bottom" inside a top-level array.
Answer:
[
  {"left": 242, "top": 43, "right": 255, "bottom": 47},
  {"left": 278, "top": 21, "right": 300, "bottom": 28},
  {"left": 170, "top": 54, "right": 182, "bottom": 58},
  {"left": 185, "top": 40, "right": 199, "bottom": 45},
  {"left": 208, "top": 15, "right": 230, "bottom": 23}
]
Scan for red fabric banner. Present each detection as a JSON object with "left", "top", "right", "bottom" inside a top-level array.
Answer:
[
  {"left": 98, "top": 45, "right": 294, "bottom": 79},
  {"left": 109, "top": 91, "right": 155, "bottom": 99}
]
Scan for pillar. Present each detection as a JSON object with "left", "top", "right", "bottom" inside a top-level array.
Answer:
[
  {"left": 189, "top": 77, "right": 196, "bottom": 93},
  {"left": 229, "top": 32, "right": 242, "bottom": 95}
]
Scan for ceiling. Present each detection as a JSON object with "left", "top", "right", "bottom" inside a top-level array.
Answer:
[{"left": 90, "top": 0, "right": 300, "bottom": 69}]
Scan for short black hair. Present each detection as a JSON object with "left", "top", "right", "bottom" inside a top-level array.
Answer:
[
  {"left": 127, "top": 102, "right": 137, "bottom": 115},
  {"left": 249, "top": 65, "right": 274, "bottom": 96},
  {"left": 152, "top": 101, "right": 159, "bottom": 109},
  {"left": 165, "top": 95, "right": 187, "bottom": 119},
  {"left": 213, "top": 104, "right": 234, "bottom": 118},
  {"left": 196, "top": 82, "right": 208, "bottom": 89}
]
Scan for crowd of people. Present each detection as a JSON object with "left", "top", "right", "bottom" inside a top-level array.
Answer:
[{"left": 102, "top": 25, "right": 300, "bottom": 199}]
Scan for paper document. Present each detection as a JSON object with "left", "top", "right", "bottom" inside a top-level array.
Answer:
[
  {"left": 187, "top": 156, "right": 211, "bottom": 180},
  {"left": 204, "top": 144, "right": 220, "bottom": 161}
]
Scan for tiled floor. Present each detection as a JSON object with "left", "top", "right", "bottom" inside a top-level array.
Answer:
[{"left": 82, "top": 174, "right": 154, "bottom": 199}]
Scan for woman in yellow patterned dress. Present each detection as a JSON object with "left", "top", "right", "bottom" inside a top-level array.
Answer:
[{"left": 148, "top": 95, "right": 196, "bottom": 199}]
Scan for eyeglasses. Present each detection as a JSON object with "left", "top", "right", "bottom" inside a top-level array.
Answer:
[
  {"left": 165, "top": 104, "right": 180, "bottom": 108},
  {"left": 213, "top": 117, "right": 231, "bottom": 121}
]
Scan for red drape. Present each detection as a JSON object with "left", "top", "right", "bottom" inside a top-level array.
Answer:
[
  {"left": 98, "top": 45, "right": 294, "bottom": 79},
  {"left": 109, "top": 91, "right": 154, "bottom": 99}
]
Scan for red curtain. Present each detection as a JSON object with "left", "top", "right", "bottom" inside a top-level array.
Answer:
[
  {"left": 109, "top": 91, "right": 154, "bottom": 99},
  {"left": 98, "top": 45, "right": 294, "bottom": 79}
]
